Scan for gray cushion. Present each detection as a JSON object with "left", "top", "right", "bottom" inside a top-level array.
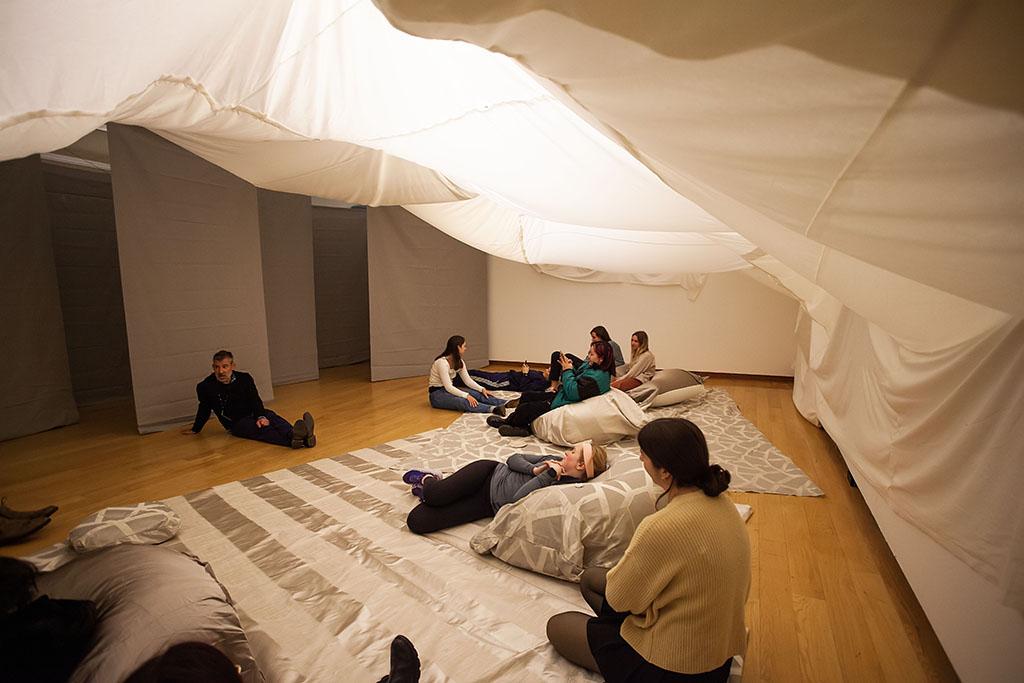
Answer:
[
  {"left": 35, "top": 545, "right": 262, "bottom": 683},
  {"left": 649, "top": 368, "right": 706, "bottom": 407}
]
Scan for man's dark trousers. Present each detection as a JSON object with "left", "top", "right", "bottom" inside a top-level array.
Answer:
[{"left": 230, "top": 409, "right": 293, "bottom": 446}]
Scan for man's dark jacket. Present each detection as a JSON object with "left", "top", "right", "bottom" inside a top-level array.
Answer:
[{"left": 190, "top": 371, "right": 267, "bottom": 433}]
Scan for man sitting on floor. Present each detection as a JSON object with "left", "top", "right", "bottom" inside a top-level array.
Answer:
[{"left": 181, "top": 350, "right": 316, "bottom": 449}]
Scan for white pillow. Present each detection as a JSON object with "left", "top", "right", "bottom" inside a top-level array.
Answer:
[
  {"left": 650, "top": 369, "right": 706, "bottom": 407},
  {"left": 531, "top": 389, "right": 648, "bottom": 446},
  {"left": 68, "top": 501, "right": 181, "bottom": 553}
]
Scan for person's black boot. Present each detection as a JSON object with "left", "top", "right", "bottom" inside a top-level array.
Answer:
[
  {"left": 291, "top": 419, "right": 308, "bottom": 449},
  {"left": 0, "top": 497, "right": 57, "bottom": 520},
  {"left": 0, "top": 516, "right": 51, "bottom": 546},
  {"left": 302, "top": 412, "right": 316, "bottom": 448},
  {"left": 386, "top": 635, "right": 420, "bottom": 683}
]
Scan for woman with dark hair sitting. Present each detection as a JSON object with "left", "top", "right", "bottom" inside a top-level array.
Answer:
[
  {"left": 546, "top": 418, "right": 750, "bottom": 682},
  {"left": 428, "top": 335, "right": 506, "bottom": 415},
  {"left": 546, "top": 325, "right": 625, "bottom": 390},
  {"left": 488, "top": 341, "right": 615, "bottom": 438}
]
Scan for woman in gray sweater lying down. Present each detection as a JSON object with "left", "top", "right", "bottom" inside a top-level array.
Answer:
[{"left": 403, "top": 443, "right": 608, "bottom": 535}]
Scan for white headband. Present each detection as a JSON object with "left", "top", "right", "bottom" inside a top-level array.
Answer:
[{"left": 582, "top": 441, "right": 594, "bottom": 479}]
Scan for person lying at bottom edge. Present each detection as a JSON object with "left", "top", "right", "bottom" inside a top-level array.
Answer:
[
  {"left": 403, "top": 442, "right": 608, "bottom": 535},
  {"left": 486, "top": 341, "right": 614, "bottom": 437}
]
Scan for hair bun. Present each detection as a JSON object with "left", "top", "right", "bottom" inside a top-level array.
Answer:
[{"left": 700, "top": 464, "right": 731, "bottom": 497}]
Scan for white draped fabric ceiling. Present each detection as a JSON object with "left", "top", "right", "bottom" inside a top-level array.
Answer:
[{"left": 1, "top": 0, "right": 1022, "bottom": 626}]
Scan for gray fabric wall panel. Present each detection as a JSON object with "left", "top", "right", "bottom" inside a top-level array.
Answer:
[
  {"left": 43, "top": 164, "right": 132, "bottom": 405},
  {"left": 0, "top": 156, "right": 79, "bottom": 441},
  {"left": 367, "top": 206, "right": 488, "bottom": 381},
  {"left": 108, "top": 125, "right": 273, "bottom": 433},
  {"left": 312, "top": 206, "right": 369, "bottom": 368},
  {"left": 257, "top": 189, "right": 319, "bottom": 385}
]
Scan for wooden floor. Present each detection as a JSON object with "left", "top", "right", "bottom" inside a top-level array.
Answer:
[{"left": 0, "top": 364, "right": 958, "bottom": 682}]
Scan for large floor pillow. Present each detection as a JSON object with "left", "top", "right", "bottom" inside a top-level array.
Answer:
[
  {"left": 532, "top": 388, "right": 648, "bottom": 446},
  {"left": 35, "top": 544, "right": 263, "bottom": 683},
  {"left": 471, "top": 449, "right": 657, "bottom": 581},
  {"left": 649, "top": 368, "right": 706, "bottom": 407}
]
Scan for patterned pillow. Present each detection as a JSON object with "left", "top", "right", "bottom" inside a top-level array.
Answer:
[
  {"left": 68, "top": 502, "right": 181, "bottom": 553},
  {"left": 471, "top": 451, "right": 657, "bottom": 581},
  {"left": 471, "top": 450, "right": 754, "bottom": 581}
]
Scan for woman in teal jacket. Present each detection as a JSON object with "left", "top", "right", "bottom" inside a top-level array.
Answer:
[{"left": 487, "top": 341, "right": 615, "bottom": 437}]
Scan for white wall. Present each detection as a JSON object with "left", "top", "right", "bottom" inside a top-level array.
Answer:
[{"left": 488, "top": 258, "right": 798, "bottom": 375}]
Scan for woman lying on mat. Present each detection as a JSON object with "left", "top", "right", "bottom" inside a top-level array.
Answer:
[
  {"left": 428, "top": 335, "right": 507, "bottom": 415},
  {"left": 610, "top": 331, "right": 656, "bottom": 392},
  {"left": 546, "top": 325, "right": 625, "bottom": 390},
  {"left": 487, "top": 341, "right": 615, "bottom": 438},
  {"left": 547, "top": 418, "right": 750, "bottom": 683},
  {"left": 403, "top": 441, "right": 608, "bottom": 535}
]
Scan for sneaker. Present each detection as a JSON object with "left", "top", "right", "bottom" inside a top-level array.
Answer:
[
  {"left": 486, "top": 415, "right": 506, "bottom": 428},
  {"left": 491, "top": 404, "right": 507, "bottom": 418},
  {"left": 302, "top": 411, "right": 316, "bottom": 448},
  {"left": 498, "top": 425, "right": 531, "bottom": 437},
  {"left": 291, "top": 418, "right": 307, "bottom": 449},
  {"left": 402, "top": 469, "right": 441, "bottom": 487}
]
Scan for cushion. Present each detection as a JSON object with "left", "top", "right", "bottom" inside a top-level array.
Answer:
[
  {"left": 649, "top": 368, "right": 706, "bottom": 407},
  {"left": 35, "top": 545, "right": 263, "bottom": 683},
  {"left": 68, "top": 501, "right": 181, "bottom": 553},
  {"left": 471, "top": 450, "right": 657, "bottom": 580},
  {"left": 531, "top": 389, "right": 648, "bottom": 447},
  {"left": 471, "top": 451, "right": 753, "bottom": 581}
]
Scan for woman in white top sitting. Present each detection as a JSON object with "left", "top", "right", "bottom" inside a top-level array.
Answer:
[
  {"left": 429, "top": 335, "right": 507, "bottom": 415},
  {"left": 611, "top": 330, "right": 657, "bottom": 392}
]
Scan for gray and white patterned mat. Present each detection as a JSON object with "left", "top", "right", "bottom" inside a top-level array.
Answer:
[{"left": 407, "top": 388, "right": 822, "bottom": 497}]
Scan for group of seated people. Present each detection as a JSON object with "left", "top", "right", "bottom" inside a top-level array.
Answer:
[
  {"left": 418, "top": 327, "right": 749, "bottom": 681},
  {"left": 427, "top": 325, "right": 658, "bottom": 437}
]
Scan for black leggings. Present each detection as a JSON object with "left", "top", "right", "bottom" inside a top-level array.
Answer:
[
  {"left": 406, "top": 460, "right": 500, "bottom": 534},
  {"left": 504, "top": 391, "right": 555, "bottom": 430}
]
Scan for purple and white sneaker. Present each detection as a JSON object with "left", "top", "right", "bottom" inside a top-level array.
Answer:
[{"left": 402, "top": 469, "right": 442, "bottom": 487}]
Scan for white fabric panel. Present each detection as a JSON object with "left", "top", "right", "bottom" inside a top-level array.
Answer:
[
  {"left": 377, "top": 0, "right": 1023, "bottom": 317},
  {"left": 43, "top": 164, "right": 132, "bottom": 406},
  {"left": 108, "top": 124, "right": 273, "bottom": 433},
  {"left": 0, "top": 0, "right": 749, "bottom": 281},
  {"left": 0, "top": 156, "right": 79, "bottom": 441},
  {"left": 367, "top": 206, "right": 488, "bottom": 381},
  {"left": 257, "top": 189, "right": 319, "bottom": 385},
  {"left": 312, "top": 206, "right": 370, "bottom": 368}
]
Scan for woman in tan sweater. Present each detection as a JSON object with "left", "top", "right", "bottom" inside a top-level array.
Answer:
[
  {"left": 547, "top": 418, "right": 751, "bottom": 682},
  {"left": 610, "top": 330, "right": 656, "bottom": 391}
]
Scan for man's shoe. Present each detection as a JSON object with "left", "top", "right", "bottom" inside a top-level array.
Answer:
[
  {"left": 0, "top": 497, "right": 57, "bottom": 519},
  {"left": 498, "top": 425, "right": 531, "bottom": 438},
  {"left": 387, "top": 634, "right": 421, "bottom": 683},
  {"left": 291, "top": 419, "right": 308, "bottom": 449},
  {"left": 491, "top": 404, "right": 507, "bottom": 417},
  {"left": 486, "top": 415, "right": 506, "bottom": 428},
  {"left": 302, "top": 412, "right": 316, "bottom": 448},
  {"left": 0, "top": 515, "right": 51, "bottom": 546}
]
